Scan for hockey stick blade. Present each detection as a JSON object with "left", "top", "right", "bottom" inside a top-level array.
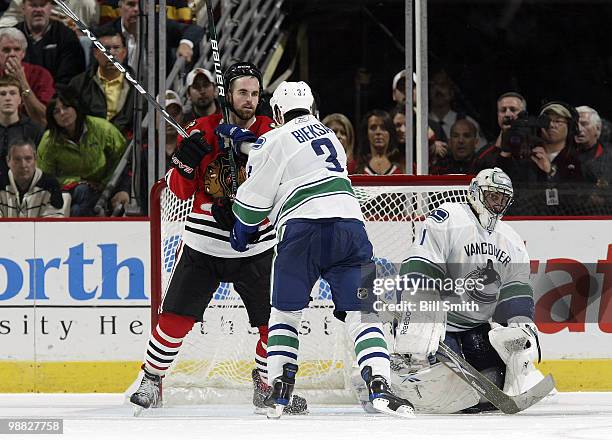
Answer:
[{"left": 436, "top": 341, "right": 555, "bottom": 414}]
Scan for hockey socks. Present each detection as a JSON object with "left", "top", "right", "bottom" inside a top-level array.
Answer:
[
  {"left": 266, "top": 308, "right": 302, "bottom": 387},
  {"left": 255, "top": 325, "right": 269, "bottom": 383},
  {"left": 144, "top": 312, "right": 195, "bottom": 376},
  {"left": 346, "top": 311, "right": 391, "bottom": 379}
]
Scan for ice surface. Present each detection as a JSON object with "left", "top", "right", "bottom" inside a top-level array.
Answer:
[{"left": 1, "top": 393, "right": 611, "bottom": 440}]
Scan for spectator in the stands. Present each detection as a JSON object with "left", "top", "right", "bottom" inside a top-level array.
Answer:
[
  {"left": 355, "top": 109, "right": 404, "bottom": 175},
  {"left": 428, "top": 69, "right": 485, "bottom": 148},
  {"left": 322, "top": 113, "right": 356, "bottom": 174},
  {"left": 473, "top": 91, "right": 527, "bottom": 173},
  {"left": 15, "top": 0, "right": 86, "bottom": 85},
  {"left": 98, "top": 0, "right": 192, "bottom": 26},
  {"left": 574, "top": 105, "right": 612, "bottom": 214},
  {"left": 498, "top": 101, "right": 584, "bottom": 215},
  {"left": 390, "top": 104, "right": 406, "bottom": 153},
  {"left": 0, "top": 138, "right": 64, "bottom": 217},
  {"left": 100, "top": 0, "right": 204, "bottom": 72},
  {"left": 68, "top": 27, "right": 134, "bottom": 137},
  {"left": 430, "top": 119, "right": 478, "bottom": 175},
  {"left": 157, "top": 89, "right": 183, "bottom": 170},
  {"left": 0, "top": 0, "right": 99, "bottom": 28},
  {"left": 37, "top": 89, "right": 129, "bottom": 217},
  {"left": 0, "top": 27, "right": 53, "bottom": 126},
  {"left": 391, "top": 69, "right": 448, "bottom": 170},
  {"left": 182, "top": 67, "right": 218, "bottom": 121},
  {"left": 0, "top": 76, "right": 43, "bottom": 177}
]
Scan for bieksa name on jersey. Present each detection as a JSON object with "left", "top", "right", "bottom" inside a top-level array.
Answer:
[
  {"left": 290, "top": 123, "right": 333, "bottom": 143},
  {"left": 464, "top": 242, "right": 512, "bottom": 266}
]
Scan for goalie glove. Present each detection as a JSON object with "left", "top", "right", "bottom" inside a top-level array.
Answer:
[
  {"left": 172, "top": 131, "right": 213, "bottom": 179},
  {"left": 215, "top": 123, "right": 257, "bottom": 159},
  {"left": 489, "top": 320, "right": 544, "bottom": 396}
]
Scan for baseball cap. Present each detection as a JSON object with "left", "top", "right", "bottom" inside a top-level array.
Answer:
[
  {"left": 392, "top": 70, "right": 418, "bottom": 91},
  {"left": 157, "top": 90, "right": 183, "bottom": 110},
  {"left": 186, "top": 68, "right": 215, "bottom": 87},
  {"left": 539, "top": 102, "right": 572, "bottom": 119}
]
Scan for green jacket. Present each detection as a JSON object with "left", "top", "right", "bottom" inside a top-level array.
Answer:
[{"left": 38, "top": 116, "right": 127, "bottom": 188}]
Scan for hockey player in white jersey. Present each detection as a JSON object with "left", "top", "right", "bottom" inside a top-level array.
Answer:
[
  {"left": 356, "top": 168, "right": 546, "bottom": 414},
  {"left": 230, "top": 81, "right": 414, "bottom": 419}
]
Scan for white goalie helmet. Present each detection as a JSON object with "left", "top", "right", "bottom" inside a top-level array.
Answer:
[
  {"left": 468, "top": 167, "right": 514, "bottom": 233},
  {"left": 270, "top": 81, "right": 314, "bottom": 125}
]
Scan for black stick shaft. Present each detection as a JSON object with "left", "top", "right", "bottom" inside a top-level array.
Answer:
[
  {"left": 53, "top": 0, "right": 188, "bottom": 138},
  {"left": 205, "top": 0, "right": 238, "bottom": 197}
]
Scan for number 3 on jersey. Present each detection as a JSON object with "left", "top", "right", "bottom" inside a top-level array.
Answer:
[{"left": 311, "top": 138, "right": 344, "bottom": 172}]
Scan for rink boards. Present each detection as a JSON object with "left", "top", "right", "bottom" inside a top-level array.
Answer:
[{"left": 0, "top": 218, "right": 611, "bottom": 392}]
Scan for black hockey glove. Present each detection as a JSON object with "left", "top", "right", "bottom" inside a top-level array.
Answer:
[
  {"left": 172, "top": 131, "right": 213, "bottom": 179},
  {"left": 37, "top": 173, "right": 64, "bottom": 209},
  {"left": 211, "top": 197, "right": 236, "bottom": 231}
]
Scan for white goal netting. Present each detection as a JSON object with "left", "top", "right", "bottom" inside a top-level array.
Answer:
[{"left": 150, "top": 176, "right": 470, "bottom": 404}]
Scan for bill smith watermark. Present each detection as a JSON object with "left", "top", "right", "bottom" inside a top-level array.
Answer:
[{"left": 369, "top": 274, "right": 484, "bottom": 313}]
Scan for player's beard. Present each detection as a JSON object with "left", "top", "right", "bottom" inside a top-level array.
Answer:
[{"left": 234, "top": 106, "right": 255, "bottom": 121}]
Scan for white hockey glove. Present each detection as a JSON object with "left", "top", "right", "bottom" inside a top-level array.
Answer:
[{"left": 489, "top": 319, "right": 543, "bottom": 396}]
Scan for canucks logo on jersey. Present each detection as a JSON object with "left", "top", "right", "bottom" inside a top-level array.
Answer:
[{"left": 462, "top": 259, "right": 502, "bottom": 304}]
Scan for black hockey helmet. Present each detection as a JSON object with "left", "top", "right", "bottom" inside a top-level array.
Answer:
[{"left": 224, "top": 61, "right": 263, "bottom": 93}]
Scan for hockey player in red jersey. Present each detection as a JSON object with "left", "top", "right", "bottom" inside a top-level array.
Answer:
[{"left": 130, "top": 62, "right": 306, "bottom": 415}]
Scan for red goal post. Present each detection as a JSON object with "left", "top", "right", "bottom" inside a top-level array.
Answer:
[{"left": 148, "top": 174, "right": 472, "bottom": 404}]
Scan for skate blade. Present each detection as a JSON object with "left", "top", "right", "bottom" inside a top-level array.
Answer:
[
  {"left": 372, "top": 398, "right": 415, "bottom": 419},
  {"left": 132, "top": 403, "right": 145, "bottom": 417},
  {"left": 266, "top": 405, "right": 285, "bottom": 419}
]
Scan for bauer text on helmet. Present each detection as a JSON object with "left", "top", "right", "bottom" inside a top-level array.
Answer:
[
  {"left": 270, "top": 81, "right": 314, "bottom": 125},
  {"left": 468, "top": 167, "right": 514, "bottom": 233}
]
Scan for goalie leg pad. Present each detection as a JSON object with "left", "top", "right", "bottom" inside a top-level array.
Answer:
[
  {"left": 266, "top": 308, "right": 302, "bottom": 387},
  {"left": 390, "top": 362, "right": 480, "bottom": 413},
  {"left": 392, "top": 289, "right": 446, "bottom": 361}
]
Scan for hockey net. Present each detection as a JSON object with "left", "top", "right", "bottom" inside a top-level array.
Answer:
[{"left": 148, "top": 174, "right": 471, "bottom": 404}]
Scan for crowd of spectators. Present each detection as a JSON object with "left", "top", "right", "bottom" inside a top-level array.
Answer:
[
  {"left": 0, "top": 0, "right": 609, "bottom": 218},
  {"left": 0, "top": 0, "right": 203, "bottom": 217}
]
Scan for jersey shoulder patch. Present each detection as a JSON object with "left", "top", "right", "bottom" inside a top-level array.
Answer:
[
  {"left": 429, "top": 208, "right": 450, "bottom": 223},
  {"left": 252, "top": 136, "right": 266, "bottom": 150}
]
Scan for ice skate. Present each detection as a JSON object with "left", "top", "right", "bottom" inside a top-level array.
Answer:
[
  {"left": 264, "top": 364, "right": 300, "bottom": 419},
  {"left": 361, "top": 366, "right": 415, "bottom": 418},
  {"left": 252, "top": 369, "right": 308, "bottom": 415},
  {"left": 130, "top": 370, "right": 161, "bottom": 416}
]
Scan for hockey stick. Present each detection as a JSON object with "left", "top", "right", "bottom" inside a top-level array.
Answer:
[
  {"left": 436, "top": 341, "right": 555, "bottom": 414},
  {"left": 52, "top": 0, "right": 188, "bottom": 139},
  {"left": 205, "top": 0, "right": 238, "bottom": 198}
]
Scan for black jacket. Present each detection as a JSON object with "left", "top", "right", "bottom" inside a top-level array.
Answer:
[
  {"left": 68, "top": 66, "right": 136, "bottom": 137},
  {"left": 16, "top": 21, "right": 86, "bottom": 85},
  {"left": 0, "top": 117, "right": 44, "bottom": 178}
]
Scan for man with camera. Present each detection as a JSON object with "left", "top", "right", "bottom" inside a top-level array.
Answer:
[
  {"left": 497, "top": 101, "right": 584, "bottom": 215},
  {"left": 473, "top": 92, "right": 527, "bottom": 173}
]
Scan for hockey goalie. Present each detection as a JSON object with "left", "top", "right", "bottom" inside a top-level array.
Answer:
[{"left": 354, "top": 168, "right": 551, "bottom": 414}]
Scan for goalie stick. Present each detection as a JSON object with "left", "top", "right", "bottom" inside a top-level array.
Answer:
[
  {"left": 436, "top": 340, "right": 555, "bottom": 414},
  {"left": 205, "top": 0, "right": 238, "bottom": 198}
]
